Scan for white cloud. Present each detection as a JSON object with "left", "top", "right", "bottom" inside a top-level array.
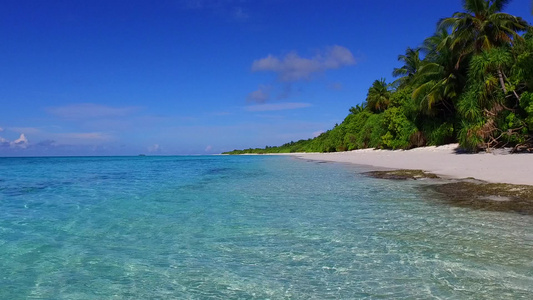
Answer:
[
  {"left": 247, "top": 84, "right": 295, "bottom": 103},
  {"left": 251, "top": 45, "right": 356, "bottom": 82},
  {"left": 0, "top": 127, "right": 3, "bottom": 132},
  {"left": 245, "top": 102, "right": 311, "bottom": 112},
  {"left": 0, "top": 133, "right": 30, "bottom": 148},
  {"left": 246, "top": 85, "right": 271, "bottom": 103},
  {"left": 35, "top": 140, "right": 56, "bottom": 147},
  {"left": 205, "top": 145, "right": 213, "bottom": 152},
  {"left": 11, "top": 133, "right": 29, "bottom": 148},
  {"left": 148, "top": 144, "right": 161, "bottom": 153},
  {"left": 46, "top": 103, "right": 141, "bottom": 120},
  {"left": 38, "top": 132, "right": 112, "bottom": 146},
  {"left": 55, "top": 132, "right": 110, "bottom": 141}
]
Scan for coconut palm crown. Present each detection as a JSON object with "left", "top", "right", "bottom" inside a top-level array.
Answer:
[
  {"left": 439, "top": 0, "right": 528, "bottom": 57},
  {"left": 366, "top": 79, "right": 391, "bottom": 113},
  {"left": 392, "top": 47, "right": 422, "bottom": 87}
]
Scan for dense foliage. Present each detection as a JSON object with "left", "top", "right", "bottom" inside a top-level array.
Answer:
[{"left": 225, "top": 0, "right": 532, "bottom": 154}]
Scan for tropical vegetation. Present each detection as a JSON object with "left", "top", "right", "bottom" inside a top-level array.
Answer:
[{"left": 224, "top": 0, "right": 532, "bottom": 154}]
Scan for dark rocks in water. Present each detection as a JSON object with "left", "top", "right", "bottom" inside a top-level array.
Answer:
[
  {"left": 422, "top": 181, "right": 533, "bottom": 215},
  {"left": 363, "top": 168, "right": 533, "bottom": 215},
  {"left": 363, "top": 169, "right": 439, "bottom": 180}
]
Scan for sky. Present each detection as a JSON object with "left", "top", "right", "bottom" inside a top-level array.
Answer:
[{"left": 1, "top": 0, "right": 532, "bottom": 156}]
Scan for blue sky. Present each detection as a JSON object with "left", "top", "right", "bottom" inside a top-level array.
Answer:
[{"left": 1, "top": 0, "right": 531, "bottom": 156}]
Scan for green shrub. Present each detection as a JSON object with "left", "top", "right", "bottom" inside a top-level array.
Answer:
[
  {"left": 356, "top": 113, "right": 386, "bottom": 148},
  {"left": 422, "top": 121, "right": 455, "bottom": 145},
  {"left": 381, "top": 107, "right": 418, "bottom": 149}
]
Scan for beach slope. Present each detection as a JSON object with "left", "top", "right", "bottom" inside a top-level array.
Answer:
[{"left": 288, "top": 144, "right": 533, "bottom": 186}]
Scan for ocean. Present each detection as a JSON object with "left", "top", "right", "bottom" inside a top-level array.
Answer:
[{"left": 1, "top": 155, "right": 532, "bottom": 299}]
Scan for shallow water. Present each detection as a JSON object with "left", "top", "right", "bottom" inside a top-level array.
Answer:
[{"left": 1, "top": 156, "right": 532, "bottom": 299}]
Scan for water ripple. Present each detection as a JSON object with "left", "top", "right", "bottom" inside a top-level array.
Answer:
[{"left": 0, "top": 156, "right": 532, "bottom": 298}]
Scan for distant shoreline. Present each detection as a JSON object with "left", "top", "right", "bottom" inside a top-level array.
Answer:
[{"left": 271, "top": 144, "right": 533, "bottom": 186}]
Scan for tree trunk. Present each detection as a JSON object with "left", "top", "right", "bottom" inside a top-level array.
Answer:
[
  {"left": 501, "top": 70, "right": 521, "bottom": 102},
  {"left": 497, "top": 68, "right": 507, "bottom": 94}
]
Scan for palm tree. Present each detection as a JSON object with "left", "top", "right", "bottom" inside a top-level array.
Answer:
[
  {"left": 412, "top": 30, "right": 467, "bottom": 114},
  {"left": 439, "top": 0, "right": 529, "bottom": 99},
  {"left": 366, "top": 79, "right": 391, "bottom": 113},
  {"left": 421, "top": 28, "right": 456, "bottom": 62},
  {"left": 441, "top": 0, "right": 530, "bottom": 150},
  {"left": 469, "top": 47, "right": 516, "bottom": 102},
  {"left": 439, "top": 0, "right": 528, "bottom": 65},
  {"left": 392, "top": 47, "right": 421, "bottom": 87},
  {"left": 349, "top": 103, "right": 366, "bottom": 115}
]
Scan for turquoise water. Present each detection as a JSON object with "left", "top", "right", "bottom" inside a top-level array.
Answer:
[{"left": 1, "top": 156, "right": 533, "bottom": 299}]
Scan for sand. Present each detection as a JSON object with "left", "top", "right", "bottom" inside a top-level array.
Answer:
[{"left": 286, "top": 144, "right": 533, "bottom": 186}]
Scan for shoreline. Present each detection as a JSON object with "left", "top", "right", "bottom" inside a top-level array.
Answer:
[{"left": 275, "top": 144, "right": 533, "bottom": 186}]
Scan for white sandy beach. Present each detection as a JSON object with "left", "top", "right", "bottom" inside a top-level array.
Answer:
[{"left": 286, "top": 144, "right": 533, "bottom": 186}]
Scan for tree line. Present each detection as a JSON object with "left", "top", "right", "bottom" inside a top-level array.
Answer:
[{"left": 225, "top": 0, "right": 532, "bottom": 154}]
